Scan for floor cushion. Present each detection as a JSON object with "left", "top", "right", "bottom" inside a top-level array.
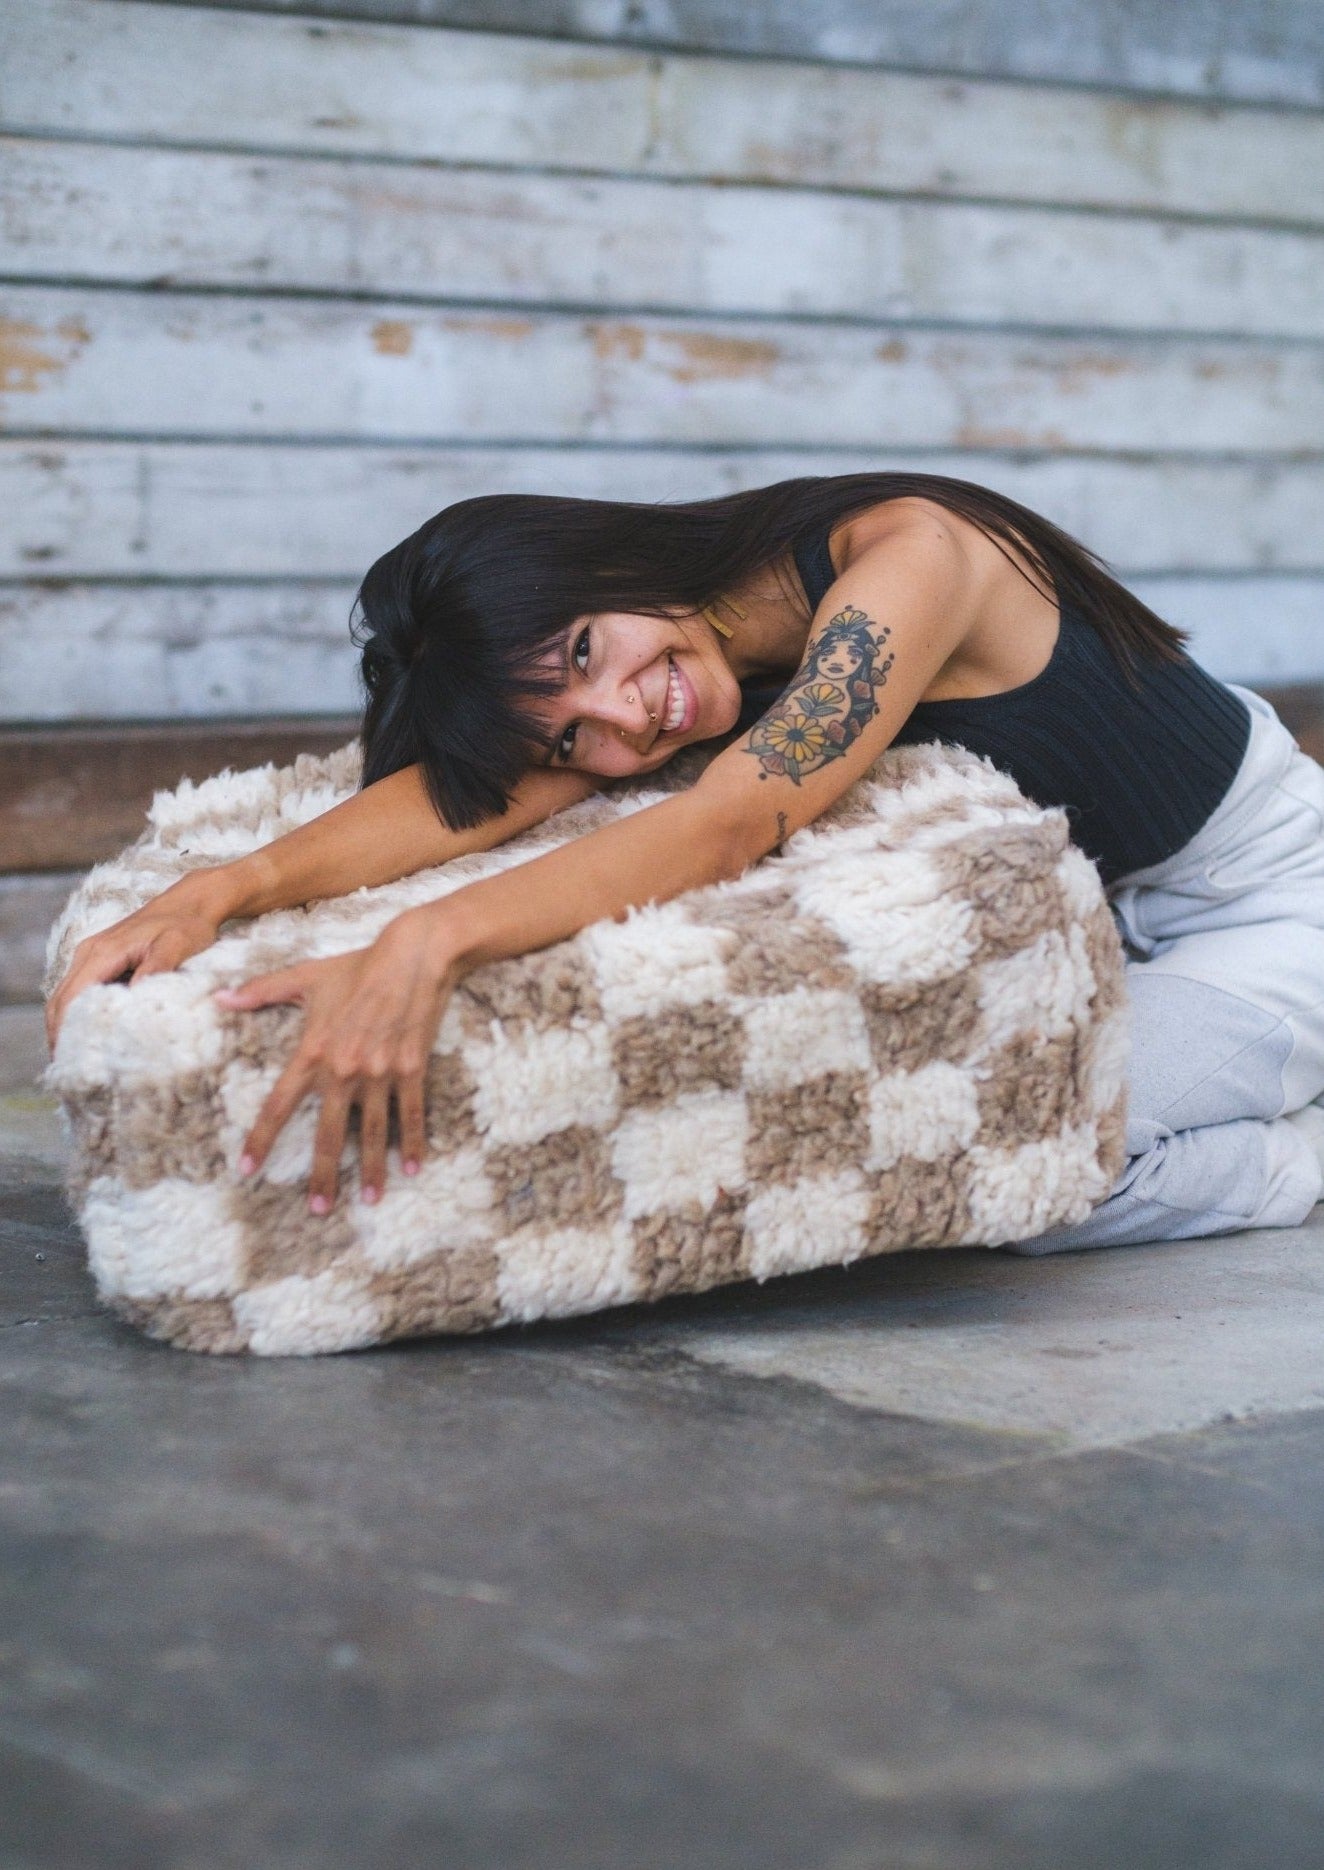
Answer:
[{"left": 43, "top": 738, "right": 1130, "bottom": 1355}]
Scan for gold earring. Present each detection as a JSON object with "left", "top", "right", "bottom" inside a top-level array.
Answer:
[{"left": 703, "top": 592, "right": 745, "bottom": 638}]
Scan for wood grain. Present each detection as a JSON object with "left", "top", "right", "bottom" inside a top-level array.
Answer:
[
  {"left": 8, "top": 137, "right": 1324, "bottom": 341},
  {"left": 3, "top": 576, "right": 1322, "bottom": 724},
  {"left": 4, "top": 1, "right": 1322, "bottom": 225},
  {"left": 4, "top": 442, "right": 1322, "bottom": 580},
  {"left": 4, "top": 287, "right": 1322, "bottom": 451}
]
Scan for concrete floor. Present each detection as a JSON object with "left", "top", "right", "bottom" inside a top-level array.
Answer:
[{"left": 3, "top": 1003, "right": 1324, "bottom": 1870}]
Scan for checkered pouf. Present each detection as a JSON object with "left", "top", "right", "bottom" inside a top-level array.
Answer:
[{"left": 44, "top": 739, "right": 1129, "bottom": 1354}]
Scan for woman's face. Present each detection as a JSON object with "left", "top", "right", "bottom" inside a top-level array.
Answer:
[{"left": 532, "top": 609, "right": 743, "bottom": 778}]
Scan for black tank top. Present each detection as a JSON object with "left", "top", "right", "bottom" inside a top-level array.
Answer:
[{"left": 734, "top": 529, "right": 1252, "bottom": 888}]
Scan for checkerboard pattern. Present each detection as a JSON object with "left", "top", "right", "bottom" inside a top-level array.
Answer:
[{"left": 44, "top": 738, "right": 1129, "bottom": 1354}]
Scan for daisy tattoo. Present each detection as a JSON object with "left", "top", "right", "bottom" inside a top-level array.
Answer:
[{"left": 746, "top": 606, "right": 895, "bottom": 785}]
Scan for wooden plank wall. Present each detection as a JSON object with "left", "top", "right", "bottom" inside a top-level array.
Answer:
[
  {"left": 139, "top": 0, "right": 1324, "bottom": 109},
  {"left": 2, "top": 0, "right": 1323, "bottom": 994}
]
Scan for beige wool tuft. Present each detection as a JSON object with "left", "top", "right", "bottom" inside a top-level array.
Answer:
[{"left": 44, "top": 739, "right": 1130, "bottom": 1355}]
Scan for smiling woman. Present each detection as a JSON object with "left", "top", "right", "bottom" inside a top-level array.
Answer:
[
  {"left": 46, "top": 472, "right": 1324, "bottom": 1257},
  {"left": 348, "top": 474, "right": 1183, "bottom": 825}
]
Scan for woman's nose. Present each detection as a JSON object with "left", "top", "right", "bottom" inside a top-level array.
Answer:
[{"left": 596, "top": 677, "right": 653, "bottom": 738}]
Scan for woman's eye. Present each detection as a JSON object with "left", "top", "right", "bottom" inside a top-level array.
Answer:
[
  {"left": 572, "top": 625, "right": 591, "bottom": 674},
  {"left": 556, "top": 722, "right": 579, "bottom": 763}
]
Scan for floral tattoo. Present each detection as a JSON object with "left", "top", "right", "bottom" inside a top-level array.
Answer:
[{"left": 746, "top": 606, "right": 895, "bottom": 785}]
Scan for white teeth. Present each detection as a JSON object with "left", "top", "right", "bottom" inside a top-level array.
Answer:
[{"left": 663, "top": 657, "right": 685, "bottom": 732}]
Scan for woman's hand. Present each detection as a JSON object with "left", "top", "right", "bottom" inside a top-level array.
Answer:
[
  {"left": 212, "top": 906, "right": 456, "bottom": 1211},
  {"left": 46, "top": 877, "right": 232, "bottom": 1051}
]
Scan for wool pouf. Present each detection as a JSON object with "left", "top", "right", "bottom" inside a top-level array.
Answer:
[{"left": 43, "top": 738, "right": 1130, "bottom": 1355}]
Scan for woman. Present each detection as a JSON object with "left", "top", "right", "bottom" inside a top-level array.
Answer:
[{"left": 45, "top": 473, "right": 1324, "bottom": 1247}]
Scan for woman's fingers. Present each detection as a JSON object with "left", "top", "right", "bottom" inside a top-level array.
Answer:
[
  {"left": 214, "top": 964, "right": 310, "bottom": 1012},
  {"left": 357, "top": 1077, "right": 392, "bottom": 1204},
  {"left": 396, "top": 1074, "right": 428, "bottom": 1176},
  {"left": 46, "top": 935, "right": 140, "bottom": 1046},
  {"left": 239, "top": 1056, "right": 317, "bottom": 1176},
  {"left": 129, "top": 930, "right": 193, "bottom": 981},
  {"left": 307, "top": 1079, "right": 354, "bottom": 1213},
  {"left": 216, "top": 940, "right": 446, "bottom": 1204}
]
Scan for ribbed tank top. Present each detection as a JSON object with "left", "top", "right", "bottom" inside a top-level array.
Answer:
[{"left": 734, "top": 529, "right": 1252, "bottom": 888}]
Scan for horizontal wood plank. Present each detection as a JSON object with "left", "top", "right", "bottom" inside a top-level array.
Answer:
[
  {"left": 7, "top": 137, "right": 1324, "bottom": 342},
  {"left": 3, "top": 576, "right": 1322, "bottom": 728},
  {"left": 4, "top": 288, "right": 1322, "bottom": 451},
  {"left": 153, "top": 0, "right": 1324, "bottom": 110},
  {"left": 4, "top": 2, "right": 1322, "bottom": 227},
  {"left": 0, "top": 718, "right": 358, "bottom": 872},
  {"left": 0, "top": 582, "right": 364, "bottom": 720},
  {"left": 4, "top": 442, "right": 1324, "bottom": 580}
]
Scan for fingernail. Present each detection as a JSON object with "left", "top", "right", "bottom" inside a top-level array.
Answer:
[
  {"left": 238, "top": 1153, "right": 256, "bottom": 1176},
  {"left": 403, "top": 1159, "right": 419, "bottom": 1176},
  {"left": 309, "top": 1193, "right": 330, "bottom": 1215},
  {"left": 360, "top": 1185, "right": 379, "bottom": 1206}
]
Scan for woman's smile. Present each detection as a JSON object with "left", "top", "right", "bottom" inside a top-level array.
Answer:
[{"left": 660, "top": 654, "right": 698, "bottom": 737}]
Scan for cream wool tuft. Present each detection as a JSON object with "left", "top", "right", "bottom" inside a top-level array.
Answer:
[{"left": 43, "top": 738, "right": 1130, "bottom": 1354}]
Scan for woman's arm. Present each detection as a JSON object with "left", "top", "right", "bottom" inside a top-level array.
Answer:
[
  {"left": 224, "top": 512, "right": 984, "bottom": 1206},
  {"left": 199, "top": 760, "right": 598, "bottom": 922},
  {"left": 46, "top": 761, "right": 595, "bottom": 1046},
  {"left": 423, "top": 510, "right": 982, "bottom": 976}
]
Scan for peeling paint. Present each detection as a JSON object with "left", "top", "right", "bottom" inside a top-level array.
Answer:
[
  {"left": 660, "top": 331, "right": 779, "bottom": 383},
  {"left": 371, "top": 319, "right": 414, "bottom": 356},
  {"left": 0, "top": 317, "right": 86, "bottom": 395},
  {"left": 1102, "top": 98, "right": 1168, "bottom": 191},
  {"left": 954, "top": 424, "right": 1037, "bottom": 449},
  {"left": 1052, "top": 352, "right": 1137, "bottom": 395},
  {"left": 466, "top": 316, "right": 536, "bottom": 342},
  {"left": 549, "top": 53, "right": 652, "bottom": 83},
  {"left": 591, "top": 322, "right": 648, "bottom": 363}
]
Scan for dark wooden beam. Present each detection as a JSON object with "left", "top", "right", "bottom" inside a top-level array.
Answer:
[{"left": 0, "top": 718, "right": 359, "bottom": 873}]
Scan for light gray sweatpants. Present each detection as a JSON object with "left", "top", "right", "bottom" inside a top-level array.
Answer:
[{"left": 1007, "top": 683, "right": 1324, "bottom": 1254}]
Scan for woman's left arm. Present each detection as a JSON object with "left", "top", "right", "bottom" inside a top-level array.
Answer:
[{"left": 219, "top": 510, "right": 982, "bottom": 1208}]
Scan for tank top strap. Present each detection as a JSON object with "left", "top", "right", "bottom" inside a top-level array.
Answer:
[{"left": 793, "top": 530, "right": 838, "bottom": 614}]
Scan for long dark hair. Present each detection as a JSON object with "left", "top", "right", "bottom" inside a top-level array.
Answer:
[{"left": 352, "top": 472, "right": 1190, "bottom": 829}]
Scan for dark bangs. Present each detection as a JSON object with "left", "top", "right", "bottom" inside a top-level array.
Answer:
[{"left": 352, "top": 496, "right": 680, "bottom": 829}]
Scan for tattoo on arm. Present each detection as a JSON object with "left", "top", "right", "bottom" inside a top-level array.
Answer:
[
  {"left": 775, "top": 811, "right": 788, "bottom": 850},
  {"left": 745, "top": 605, "right": 895, "bottom": 786}
]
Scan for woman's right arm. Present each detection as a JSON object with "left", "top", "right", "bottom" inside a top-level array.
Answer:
[{"left": 45, "top": 762, "right": 595, "bottom": 1044}]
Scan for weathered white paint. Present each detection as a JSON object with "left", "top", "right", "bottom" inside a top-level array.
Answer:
[
  {"left": 4, "top": 287, "right": 1321, "bottom": 452},
  {"left": 3, "top": 577, "right": 1318, "bottom": 723},
  {"left": 0, "top": 583, "right": 364, "bottom": 720},
  {"left": 4, "top": 442, "right": 1321, "bottom": 580},
  {"left": 1133, "top": 577, "right": 1324, "bottom": 685},
  {"left": 8, "top": 137, "right": 1324, "bottom": 342},
  {"left": 151, "top": 0, "right": 1324, "bottom": 111},
  {"left": 1, "top": 0, "right": 1321, "bottom": 738},
  {"left": 3, "top": 2, "right": 1322, "bottom": 227}
]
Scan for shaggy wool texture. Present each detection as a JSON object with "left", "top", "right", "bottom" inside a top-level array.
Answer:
[{"left": 44, "top": 739, "right": 1130, "bottom": 1356}]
